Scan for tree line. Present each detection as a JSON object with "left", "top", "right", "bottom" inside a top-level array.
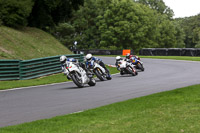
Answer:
[
  {"left": 0, "top": 0, "right": 199, "bottom": 52},
  {"left": 0, "top": 0, "right": 83, "bottom": 28}
]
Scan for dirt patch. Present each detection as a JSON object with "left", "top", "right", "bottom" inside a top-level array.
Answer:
[{"left": 0, "top": 46, "right": 12, "bottom": 54}]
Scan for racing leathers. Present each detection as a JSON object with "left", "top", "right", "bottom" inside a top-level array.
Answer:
[
  {"left": 126, "top": 55, "right": 140, "bottom": 65},
  {"left": 115, "top": 57, "right": 123, "bottom": 71},
  {"left": 85, "top": 57, "right": 111, "bottom": 78},
  {"left": 61, "top": 58, "right": 77, "bottom": 79}
]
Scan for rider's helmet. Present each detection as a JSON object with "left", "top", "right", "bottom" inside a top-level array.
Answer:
[
  {"left": 86, "top": 53, "right": 92, "bottom": 62},
  {"left": 116, "top": 56, "right": 121, "bottom": 61},
  {"left": 60, "top": 55, "right": 67, "bottom": 64},
  {"left": 126, "top": 53, "right": 130, "bottom": 59}
]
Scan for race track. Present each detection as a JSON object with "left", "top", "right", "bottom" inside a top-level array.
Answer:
[{"left": 0, "top": 57, "right": 200, "bottom": 127}]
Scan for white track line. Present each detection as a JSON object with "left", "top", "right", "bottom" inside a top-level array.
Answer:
[{"left": 0, "top": 73, "right": 120, "bottom": 92}]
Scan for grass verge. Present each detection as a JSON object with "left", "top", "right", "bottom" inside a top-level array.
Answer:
[
  {"left": 139, "top": 56, "right": 200, "bottom": 61},
  {"left": 97, "top": 55, "right": 200, "bottom": 61},
  {"left": 0, "top": 65, "right": 119, "bottom": 90},
  {"left": 1, "top": 84, "right": 200, "bottom": 132}
]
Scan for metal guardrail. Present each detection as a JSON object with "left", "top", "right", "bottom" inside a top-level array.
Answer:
[
  {"left": 0, "top": 54, "right": 84, "bottom": 81},
  {"left": 0, "top": 60, "right": 20, "bottom": 80}
]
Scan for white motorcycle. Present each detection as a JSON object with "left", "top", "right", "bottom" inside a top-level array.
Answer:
[
  {"left": 89, "top": 60, "right": 112, "bottom": 81},
  {"left": 64, "top": 62, "right": 96, "bottom": 88},
  {"left": 117, "top": 59, "right": 138, "bottom": 76}
]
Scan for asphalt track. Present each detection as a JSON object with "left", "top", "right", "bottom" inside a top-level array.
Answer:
[{"left": 1, "top": 57, "right": 200, "bottom": 127}]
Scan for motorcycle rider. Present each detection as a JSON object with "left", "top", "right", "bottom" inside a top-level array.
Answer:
[
  {"left": 60, "top": 55, "right": 90, "bottom": 79},
  {"left": 115, "top": 56, "right": 123, "bottom": 71},
  {"left": 85, "top": 54, "right": 111, "bottom": 78},
  {"left": 125, "top": 53, "right": 140, "bottom": 65},
  {"left": 60, "top": 55, "right": 77, "bottom": 80}
]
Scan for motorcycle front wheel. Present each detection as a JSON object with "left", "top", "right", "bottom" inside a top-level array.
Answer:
[
  {"left": 94, "top": 69, "right": 107, "bottom": 81},
  {"left": 71, "top": 72, "right": 84, "bottom": 88},
  {"left": 138, "top": 63, "right": 144, "bottom": 71}
]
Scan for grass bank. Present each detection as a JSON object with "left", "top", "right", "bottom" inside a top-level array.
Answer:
[
  {"left": 1, "top": 84, "right": 200, "bottom": 132},
  {"left": 0, "top": 26, "right": 72, "bottom": 60},
  {"left": 0, "top": 65, "right": 119, "bottom": 90}
]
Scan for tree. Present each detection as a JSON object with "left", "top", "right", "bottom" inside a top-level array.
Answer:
[
  {"left": 55, "top": 23, "right": 75, "bottom": 48},
  {"left": 135, "top": 0, "right": 174, "bottom": 19},
  {"left": 0, "top": 0, "right": 33, "bottom": 27},
  {"left": 176, "top": 14, "right": 200, "bottom": 48},
  {"left": 28, "top": 0, "right": 84, "bottom": 30},
  {"left": 55, "top": 0, "right": 185, "bottom": 50},
  {"left": 97, "top": 0, "right": 159, "bottom": 51}
]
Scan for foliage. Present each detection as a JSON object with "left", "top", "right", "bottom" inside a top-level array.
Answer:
[
  {"left": 97, "top": 0, "right": 157, "bottom": 51},
  {"left": 176, "top": 14, "right": 200, "bottom": 48},
  {"left": 135, "top": 0, "right": 174, "bottom": 19},
  {"left": 55, "top": 23, "right": 75, "bottom": 48},
  {"left": 28, "top": 0, "right": 84, "bottom": 30},
  {"left": 0, "top": 0, "right": 33, "bottom": 27},
  {"left": 0, "top": 0, "right": 83, "bottom": 29},
  {"left": 0, "top": 0, "right": 191, "bottom": 50},
  {"left": 54, "top": 0, "right": 185, "bottom": 52}
]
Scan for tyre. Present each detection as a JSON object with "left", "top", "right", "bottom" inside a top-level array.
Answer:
[
  {"left": 71, "top": 72, "right": 84, "bottom": 88},
  {"left": 88, "top": 78, "right": 96, "bottom": 86},
  {"left": 94, "top": 69, "right": 106, "bottom": 81},
  {"left": 127, "top": 67, "right": 137, "bottom": 76},
  {"left": 138, "top": 63, "right": 144, "bottom": 71},
  {"left": 120, "top": 70, "right": 124, "bottom": 75},
  {"left": 106, "top": 75, "right": 112, "bottom": 80}
]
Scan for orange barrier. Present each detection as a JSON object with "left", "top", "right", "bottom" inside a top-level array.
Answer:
[{"left": 122, "top": 49, "right": 131, "bottom": 56}]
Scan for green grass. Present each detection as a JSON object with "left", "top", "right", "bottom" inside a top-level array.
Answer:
[
  {"left": 139, "top": 56, "right": 200, "bottom": 61},
  {"left": 0, "top": 73, "right": 68, "bottom": 90},
  {"left": 0, "top": 65, "right": 119, "bottom": 90},
  {"left": 1, "top": 84, "right": 200, "bottom": 132},
  {"left": 97, "top": 55, "right": 200, "bottom": 61},
  {"left": 0, "top": 26, "right": 72, "bottom": 60}
]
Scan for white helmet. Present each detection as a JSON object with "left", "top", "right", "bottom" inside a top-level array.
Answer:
[
  {"left": 116, "top": 56, "right": 121, "bottom": 61},
  {"left": 86, "top": 54, "right": 92, "bottom": 61},
  {"left": 60, "top": 55, "right": 66, "bottom": 63}
]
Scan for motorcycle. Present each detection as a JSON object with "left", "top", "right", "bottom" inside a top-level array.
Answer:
[
  {"left": 118, "top": 59, "right": 138, "bottom": 76},
  {"left": 64, "top": 61, "right": 96, "bottom": 88},
  {"left": 88, "top": 60, "right": 112, "bottom": 81},
  {"left": 132, "top": 57, "right": 144, "bottom": 71}
]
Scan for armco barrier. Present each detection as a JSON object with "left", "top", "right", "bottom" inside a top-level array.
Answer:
[
  {"left": 72, "top": 49, "right": 135, "bottom": 55},
  {"left": 0, "top": 60, "right": 20, "bottom": 80},
  {"left": 139, "top": 48, "right": 200, "bottom": 56},
  {"left": 0, "top": 54, "right": 84, "bottom": 81}
]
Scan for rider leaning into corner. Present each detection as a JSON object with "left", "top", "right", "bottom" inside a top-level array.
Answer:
[
  {"left": 115, "top": 56, "right": 123, "bottom": 70},
  {"left": 60, "top": 55, "right": 91, "bottom": 80},
  {"left": 60, "top": 55, "right": 77, "bottom": 80},
  {"left": 85, "top": 53, "right": 111, "bottom": 78},
  {"left": 125, "top": 53, "right": 140, "bottom": 65}
]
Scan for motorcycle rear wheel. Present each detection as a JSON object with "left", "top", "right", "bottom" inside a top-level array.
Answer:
[{"left": 88, "top": 78, "right": 96, "bottom": 86}]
